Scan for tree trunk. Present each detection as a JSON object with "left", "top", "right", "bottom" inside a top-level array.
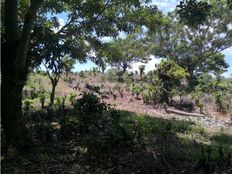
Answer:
[
  {"left": 2, "top": 0, "right": 42, "bottom": 149},
  {"left": 160, "top": 82, "right": 170, "bottom": 104},
  {"left": 50, "top": 81, "right": 58, "bottom": 106},
  {"left": 1, "top": 42, "right": 31, "bottom": 148},
  {"left": 2, "top": 80, "right": 31, "bottom": 148},
  {"left": 187, "top": 67, "right": 196, "bottom": 90},
  {"left": 2, "top": 40, "right": 32, "bottom": 150},
  {"left": 122, "top": 64, "right": 127, "bottom": 74},
  {"left": 140, "top": 71, "right": 143, "bottom": 80}
]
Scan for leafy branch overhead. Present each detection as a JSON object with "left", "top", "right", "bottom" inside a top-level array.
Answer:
[{"left": 177, "top": 0, "right": 212, "bottom": 27}]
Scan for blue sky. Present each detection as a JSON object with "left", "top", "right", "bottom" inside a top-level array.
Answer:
[{"left": 54, "top": 0, "right": 232, "bottom": 76}]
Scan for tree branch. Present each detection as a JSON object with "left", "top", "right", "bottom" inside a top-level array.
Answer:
[{"left": 15, "top": 0, "right": 43, "bottom": 73}]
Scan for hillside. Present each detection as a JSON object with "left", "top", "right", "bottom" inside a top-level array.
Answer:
[
  {"left": 2, "top": 71, "right": 232, "bottom": 174},
  {"left": 23, "top": 72, "right": 232, "bottom": 132}
]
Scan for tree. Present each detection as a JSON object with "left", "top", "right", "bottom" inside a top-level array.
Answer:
[
  {"left": 42, "top": 56, "right": 70, "bottom": 106},
  {"left": 132, "top": 83, "right": 143, "bottom": 99},
  {"left": 139, "top": 65, "right": 146, "bottom": 80},
  {"left": 177, "top": 0, "right": 212, "bottom": 28},
  {"left": 106, "top": 32, "right": 150, "bottom": 73},
  {"left": 1, "top": 0, "right": 159, "bottom": 148},
  {"left": 2, "top": 0, "right": 43, "bottom": 148},
  {"left": 177, "top": 0, "right": 232, "bottom": 27},
  {"left": 147, "top": 1, "right": 231, "bottom": 88},
  {"left": 157, "top": 59, "right": 189, "bottom": 104}
]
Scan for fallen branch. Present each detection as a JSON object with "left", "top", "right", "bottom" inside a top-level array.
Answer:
[{"left": 166, "top": 108, "right": 205, "bottom": 117}]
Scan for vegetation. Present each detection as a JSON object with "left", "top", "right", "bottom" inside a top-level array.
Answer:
[{"left": 1, "top": 0, "right": 232, "bottom": 173}]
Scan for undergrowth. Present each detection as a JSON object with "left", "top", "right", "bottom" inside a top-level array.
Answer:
[{"left": 2, "top": 92, "right": 232, "bottom": 174}]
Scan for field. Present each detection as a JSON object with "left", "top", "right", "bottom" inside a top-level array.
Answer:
[{"left": 2, "top": 71, "right": 231, "bottom": 174}]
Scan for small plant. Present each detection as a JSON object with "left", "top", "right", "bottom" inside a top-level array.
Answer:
[
  {"left": 131, "top": 83, "right": 143, "bottom": 100},
  {"left": 23, "top": 99, "right": 34, "bottom": 112},
  {"left": 92, "top": 67, "right": 98, "bottom": 76},
  {"left": 39, "top": 94, "right": 46, "bottom": 108},
  {"left": 69, "top": 93, "right": 77, "bottom": 106},
  {"left": 139, "top": 65, "right": 145, "bottom": 80},
  {"left": 38, "top": 78, "right": 42, "bottom": 85},
  {"left": 116, "top": 70, "right": 124, "bottom": 82},
  {"left": 79, "top": 71, "right": 85, "bottom": 78},
  {"left": 30, "top": 89, "right": 39, "bottom": 99},
  {"left": 62, "top": 95, "right": 67, "bottom": 109},
  {"left": 55, "top": 97, "right": 62, "bottom": 109},
  {"left": 113, "top": 83, "right": 123, "bottom": 98},
  {"left": 112, "top": 91, "right": 117, "bottom": 100},
  {"left": 122, "top": 72, "right": 134, "bottom": 84},
  {"left": 100, "top": 83, "right": 104, "bottom": 89},
  {"left": 142, "top": 91, "right": 150, "bottom": 104}
]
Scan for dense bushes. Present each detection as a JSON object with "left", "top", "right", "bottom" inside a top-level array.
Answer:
[{"left": 74, "top": 92, "right": 107, "bottom": 124}]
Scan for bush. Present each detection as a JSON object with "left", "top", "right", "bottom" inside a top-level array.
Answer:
[
  {"left": 74, "top": 92, "right": 107, "bottom": 124},
  {"left": 39, "top": 94, "right": 46, "bottom": 108},
  {"left": 113, "top": 83, "right": 124, "bottom": 98},
  {"left": 23, "top": 99, "right": 34, "bottom": 112},
  {"left": 131, "top": 83, "right": 143, "bottom": 99},
  {"left": 122, "top": 72, "right": 134, "bottom": 84},
  {"left": 79, "top": 71, "right": 85, "bottom": 78},
  {"left": 69, "top": 93, "right": 77, "bottom": 106},
  {"left": 55, "top": 96, "right": 62, "bottom": 109}
]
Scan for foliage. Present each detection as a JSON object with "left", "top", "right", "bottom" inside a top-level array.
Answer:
[
  {"left": 68, "top": 93, "right": 77, "bottom": 106},
  {"left": 157, "top": 59, "right": 189, "bottom": 104},
  {"left": 61, "top": 55, "right": 76, "bottom": 76},
  {"left": 122, "top": 72, "right": 134, "bottom": 84},
  {"left": 38, "top": 93, "right": 47, "bottom": 108},
  {"left": 113, "top": 83, "right": 124, "bottom": 98},
  {"left": 147, "top": 1, "right": 231, "bottom": 88},
  {"left": 106, "top": 32, "right": 150, "bottom": 73},
  {"left": 193, "top": 73, "right": 232, "bottom": 112},
  {"left": 23, "top": 99, "right": 35, "bottom": 112},
  {"left": 74, "top": 92, "right": 107, "bottom": 125},
  {"left": 177, "top": 0, "right": 212, "bottom": 28},
  {"left": 105, "top": 68, "right": 124, "bottom": 82},
  {"left": 131, "top": 83, "right": 143, "bottom": 99},
  {"left": 79, "top": 71, "right": 85, "bottom": 78},
  {"left": 2, "top": 0, "right": 161, "bottom": 147},
  {"left": 142, "top": 83, "right": 162, "bottom": 104},
  {"left": 42, "top": 54, "right": 74, "bottom": 106},
  {"left": 90, "top": 46, "right": 108, "bottom": 73}
]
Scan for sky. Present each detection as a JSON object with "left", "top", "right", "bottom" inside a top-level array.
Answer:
[{"left": 56, "top": 0, "right": 232, "bottom": 77}]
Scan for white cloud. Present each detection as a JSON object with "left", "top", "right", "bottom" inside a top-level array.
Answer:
[
  {"left": 53, "top": 18, "right": 66, "bottom": 33},
  {"left": 58, "top": 18, "right": 65, "bottom": 29},
  {"left": 154, "top": 0, "right": 179, "bottom": 13},
  {"left": 129, "top": 55, "right": 162, "bottom": 73}
]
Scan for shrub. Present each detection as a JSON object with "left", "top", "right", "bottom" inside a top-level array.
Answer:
[
  {"left": 113, "top": 83, "right": 124, "bottom": 98},
  {"left": 131, "top": 83, "right": 143, "bottom": 99},
  {"left": 39, "top": 94, "right": 46, "bottom": 108},
  {"left": 23, "top": 99, "right": 34, "bottom": 112},
  {"left": 142, "top": 90, "right": 150, "bottom": 104},
  {"left": 112, "top": 91, "right": 117, "bottom": 100},
  {"left": 55, "top": 97, "right": 62, "bottom": 109},
  {"left": 79, "top": 71, "right": 85, "bottom": 78},
  {"left": 122, "top": 72, "right": 134, "bottom": 84},
  {"left": 69, "top": 93, "right": 77, "bottom": 106},
  {"left": 74, "top": 92, "right": 107, "bottom": 124}
]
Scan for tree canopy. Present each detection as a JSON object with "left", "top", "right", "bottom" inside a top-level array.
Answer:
[{"left": 146, "top": 0, "right": 232, "bottom": 88}]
